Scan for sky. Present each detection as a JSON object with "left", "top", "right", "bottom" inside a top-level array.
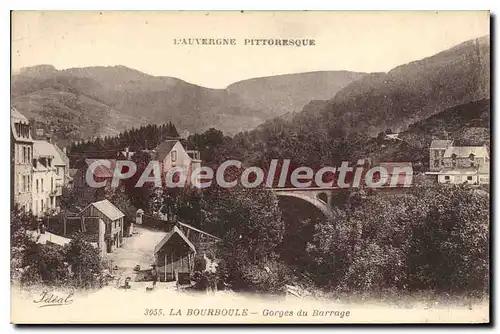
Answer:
[{"left": 12, "top": 11, "right": 489, "bottom": 89}]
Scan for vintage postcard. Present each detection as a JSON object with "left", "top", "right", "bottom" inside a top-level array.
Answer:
[{"left": 10, "top": 11, "right": 490, "bottom": 324}]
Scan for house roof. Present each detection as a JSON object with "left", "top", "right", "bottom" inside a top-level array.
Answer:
[
  {"left": 33, "top": 140, "right": 66, "bottom": 166},
  {"left": 85, "top": 159, "right": 117, "bottom": 178},
  {"left": 443, "top": 146, "right": 489, "bottom": 159},
  {"left": 154, "top": 226, "right": 196, "bottom": 255},
  {"left": 36, "top": 232, "right": 71, "bottom": 247},
  {"left": 11, "top": 107, "right": 29, "bottom": 124},
  {"left": 54, "top": 144, "right": 69, "bottom": 166},
  {"left": 430, "top": 140, "right": 453, "bottom": 149},
  {"left": 153, "top": 140, "right": 179, "bottom": 161},
  {"left": 84, "top": 199, "right": 125, "bottom": 221},
  {"left": 11, "top": 107, "right": 33, "bottom": 142}
]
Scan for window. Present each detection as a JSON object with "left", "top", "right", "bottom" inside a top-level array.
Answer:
[
  {"left": 28, "top": 147, "right": 31, "bottom": 162},
  {"left": 22, "top": 175, "right": 26, "bottom": 192},
  {"left": 444, "top": 176, "right": 450, "bottom": 181},
  {"left": 171, "top": 150, "right": 177, "bottom": 162},
  {"left": 51, "top": 177, "right": 54, "bottom": 192},
  {"left": 36, "top": 179, "right": 39, "bottom": 193},
  {"left": 41, "top": 179, "right": 44, "bottom": 192},
  {"left": 467, "top": 176, "right": 473, "bottom": 181},
  {"left": 23, "top": 147, "right": 26, "bottom": 163},
  {"left": 41, "top": 199, "right": 44, "bottom": 211}
]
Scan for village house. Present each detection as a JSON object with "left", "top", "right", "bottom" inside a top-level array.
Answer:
[
  {"left": 73, "top": 159, "right": 117, "bottom": 191},
  {"left": 79, "top": 199, "right": 125, "bottom": 253},
  {"left": 429, "top": 139, "right": 454, "bottom": 171},
  {"left": 11, "top": 108, "right": 34, "bottom": 213},
  {"left": 53, "top": 144, "right": 71, "bottom": 189},
  {"left": 32, "top": 140, "right": 67, "bottom": 216},
  {"left": 152, "top": 140, "right": 201, "bottom": 187},
  {"left": 427, "top": 139, "right": 490, "bottom": 185},
  {"left": 442, "top": 145, "right": 489, "bottom": 169}
]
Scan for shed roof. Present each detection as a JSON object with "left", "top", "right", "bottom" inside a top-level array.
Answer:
[
  {"left": 83, "top": 199, "right": 125, "bottom": 221},
  {"left": 154, "top": 226, "right": 196, "bottom": 255}
]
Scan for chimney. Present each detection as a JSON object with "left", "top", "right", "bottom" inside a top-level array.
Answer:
[
  {"left": 46, "top": 136, "right": 52, "bottom": 143},
  {"left": 63, "top": 147, "right": 67, "bottom": 154}
]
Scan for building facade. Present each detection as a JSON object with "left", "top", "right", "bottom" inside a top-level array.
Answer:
[
  {"left": 428, "top": 139, "right": 490, "bottom": 185},
  {"left": 79, "top": 199, "right": 125, "bottom": 253},
  {"left": 11, "top": 107, "right": 34, "bottom": 213},
  {"left": 152, "top": 140, "right": 201, "bottom": 187},
  {"left": 32, "top": 140, "right": 60, "bottom": 216},
  {"left": 429, "top": 139, "right": 453, "bottom": 171}
]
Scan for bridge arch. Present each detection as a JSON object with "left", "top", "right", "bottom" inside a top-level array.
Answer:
[{"left": 275, "top": 191, "right": 334, "bottom": 219}]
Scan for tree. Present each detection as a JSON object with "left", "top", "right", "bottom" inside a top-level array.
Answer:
[
  {"left": 202, "top": 186, "right": 285, "bottom": 290},
  {"left": 63, "top": 233, "right": 103, "bottom": 289},
  {"left": 307, "top": 184, "right": 490, "bottom": 294},
  {"left": 11, "top": 207, "right": 38, "bottom": 282}
]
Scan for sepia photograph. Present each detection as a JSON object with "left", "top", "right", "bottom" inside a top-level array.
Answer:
[{"left": 10, "top": 10, "right": 490, "bottom": 324}]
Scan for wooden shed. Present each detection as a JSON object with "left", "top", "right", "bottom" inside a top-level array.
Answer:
[
  {"left": 79, "top": 199, "right": 125, "bottom": 253},
  {"left": 154, "top": 226, "right": 196, "bottom": 283}
]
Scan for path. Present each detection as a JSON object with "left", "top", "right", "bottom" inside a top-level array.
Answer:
[{"left": 106, "top": 226, "right": 167, "bottom": 284}]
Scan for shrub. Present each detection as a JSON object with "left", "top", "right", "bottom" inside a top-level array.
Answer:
[{"left": 308, "top": 185, "right": 489, "bottom": 294}]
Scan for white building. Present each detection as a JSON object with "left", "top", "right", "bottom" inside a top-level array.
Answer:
[
  {"left": 32, "top": 140, "right": 67, "bottom": 216},
  {"left": 11, "top": 108, "right": 34, "bottom": 213},
  {"left": 427, "top": 140, "right": 490, "bottom": 185}
]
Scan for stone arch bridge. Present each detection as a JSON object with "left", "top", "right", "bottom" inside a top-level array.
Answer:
[{"left": 271, "top": 186, "right": 410, "bottom": 218}]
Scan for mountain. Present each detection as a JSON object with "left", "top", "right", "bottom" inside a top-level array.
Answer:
[
  {"left": 362, "top": 98, "right": 491, "bottom": 168},
  {"left": 315, "top": 36, "right": 490, "bottom": 136},
  {"left": 227, "top": 71, "right": 366, "bottom": 119},
  {"left": 11, "top": 65, "right": 366, "bottom": 146},
  {"left": 217, "top": 36, "right": 490, "bottom": 169}
]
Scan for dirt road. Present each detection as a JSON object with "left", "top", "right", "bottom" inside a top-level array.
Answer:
[{"left": 106, "top": 226, "right": 166, "bottom": 284}]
